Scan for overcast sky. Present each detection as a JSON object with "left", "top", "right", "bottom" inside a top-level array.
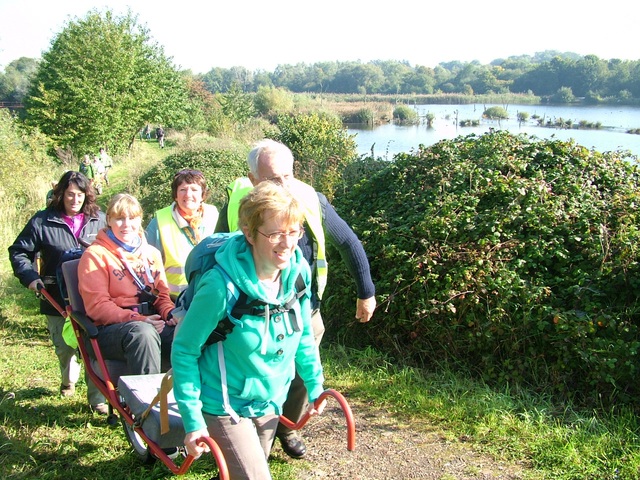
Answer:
[{"left": 0, "top": 0, "right": 637, "bottom": 73}]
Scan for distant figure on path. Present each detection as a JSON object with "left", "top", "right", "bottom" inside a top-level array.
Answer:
[
  {"left": 156, "top": 126, "right": 165, "bottom": 148},
  {"left": 99, "top": 147, "right": 113, "bottom": 186}
]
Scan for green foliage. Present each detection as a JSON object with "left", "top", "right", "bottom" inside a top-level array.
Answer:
[
  {"left": 517, "top": 111, "right": 530, "bottom": 123},
  {"left": 0, "top": 57, "right": 38, "bottom": 105},
  {"left": 552, "top": 86, "right": 576, "bottom": 103},
  {"left": 271, "top": 112, "right": 359, "bottom": 200},
  {"left": 0, "top": 109, "right": 58, "bottom": 244},
  {"left": 137, "top": 147, "right": 248, "bottom": 225},
  {"left": 325, "top": 130, "right": 640, "bottom": 406},
  {"left": 339, "top": 156, "right": 389, "bottom": 196},
  {"left": 10, "top": 50, "right": 640, "bottom": 104},
  {"left": 253, "top": 86, "right": 295, "bottom": 118},
  {"left": 218, "top": 83, "right": 256, "bottom": 126},
  {"left": 459, "top": 119, "right": 480, "bottom": 127},
  {"left": 425, "top": 112, "right": 435, "bottom": 126},
  {"left": 483, "top": 106, "right": 509, "bottom": 119},
  {"left": 24, "top": 9, "right": 191, "bottom": 156},
  {"left": 392, "top": 105, "right": 419, "bottom": 123},
  {"left": 341, "top": 107, "right": 375, "bottom": 124}
]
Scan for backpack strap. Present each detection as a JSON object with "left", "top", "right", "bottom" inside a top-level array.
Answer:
[
  {"left": 204, "top": 317, "right": 235, "bottom": 346},
  {"left": 217, "top": 342, "right": 240, "bottom": 423},
  {"left": 203, "top": 265, "right": 242, "bottom": 346},
  {"left": 203, "top": 270, "right": 308, "bottom": 346},
  {"left": 230, "top": 273, "right": 307, "bottom": 317}
]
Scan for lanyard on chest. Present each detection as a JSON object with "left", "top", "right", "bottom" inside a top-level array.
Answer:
[{"left": 119, "top": 252, "right": 158, "bottom": 295}]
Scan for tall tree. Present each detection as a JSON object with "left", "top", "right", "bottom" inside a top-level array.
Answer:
[
  {"left": 0, "top": 57, "right": 39, "bottom": 104},
  {"left": 571, "top": 54, "right": 609, "bottom": 97},
  {"left": 24, "top": 9, "right": 190, "bottom": 155}
]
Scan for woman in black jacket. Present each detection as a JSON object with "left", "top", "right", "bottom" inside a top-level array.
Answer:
[{"left": 8, "top": 171, "right": 107, "bottom": 412}]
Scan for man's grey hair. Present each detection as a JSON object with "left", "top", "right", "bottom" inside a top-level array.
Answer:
[{"left": 247, "top": 139, "right": 294, "bottom": 175}]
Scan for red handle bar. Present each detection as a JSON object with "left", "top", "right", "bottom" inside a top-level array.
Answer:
[
  {"left": 279, "top": 388, "right": 356, "bottom": 451},
  {"left": 36, "top": 284, "right": 67, "bottom": 317}
]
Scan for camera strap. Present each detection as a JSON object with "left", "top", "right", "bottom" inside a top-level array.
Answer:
[{"left": 118, "top": 252, "right": 158, "bottom": 296}]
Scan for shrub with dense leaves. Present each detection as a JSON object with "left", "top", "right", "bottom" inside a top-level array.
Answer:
[
  {"left": 253, "top": 86, "right": 295, "bottom": 120},
  {"left": 324, "top": 130, "right": 640, "bottom": 405},
  {"left": 138, "top": 147, "right": 248, "bottom": 225},
  {"left": 271, "top": 112, "right": 358, "bottom": 201},
  {"left": 393, "top": 104, "right": 419, "bottom": 123},
  {"left": 483, "top": 106, "right": 509, "bottom": 119}
]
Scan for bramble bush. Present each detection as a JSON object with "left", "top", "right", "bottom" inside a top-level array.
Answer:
[
  {"left": 137, "top": 147, "right": 247, "bottom": 225},
  {"left": 324, "top": 130, "right": 640, "bottom": 406}
]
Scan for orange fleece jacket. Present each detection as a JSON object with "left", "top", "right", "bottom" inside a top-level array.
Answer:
[{"left": 78, "top": 229, "right": 174, "bottom": 325}]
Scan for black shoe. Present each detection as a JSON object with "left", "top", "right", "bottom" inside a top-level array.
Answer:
[{"left": 277, "top": 433, "right": 306, "bottom": 459}]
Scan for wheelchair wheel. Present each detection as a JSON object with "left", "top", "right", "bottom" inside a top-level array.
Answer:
[{"left": 120, "top": 416, "right": 155, "bottom": 465}]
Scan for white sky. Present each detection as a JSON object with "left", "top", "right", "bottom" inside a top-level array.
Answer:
[{"left": 0, "top": 0, "right": 638, "bottom": 74}]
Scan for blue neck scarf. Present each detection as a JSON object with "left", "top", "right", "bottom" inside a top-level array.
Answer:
[{"left": 106, "top": 228, "right": 140, "bottom": 253}]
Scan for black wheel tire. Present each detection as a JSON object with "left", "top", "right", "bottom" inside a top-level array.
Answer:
[
  {"left": 120, "top": 416, "right": 155, "bottom": 465},
  {"left": 107, "top": 413, "right": 118, "bottom": 426}
]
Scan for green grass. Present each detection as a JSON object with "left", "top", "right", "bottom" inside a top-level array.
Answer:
[
  {"left": 4, "top": 291, "right": 640, "bottom": 479},
  {"left": 321, "top": 345, "right": 640, "bottom": 480}
]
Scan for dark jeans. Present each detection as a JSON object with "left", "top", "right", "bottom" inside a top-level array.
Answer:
[{"left": 95, "top": 321, "right": 175, "bottom": 375}]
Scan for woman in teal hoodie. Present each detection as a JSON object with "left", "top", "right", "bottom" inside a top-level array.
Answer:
[{"left": 172, "top": 181, "right": 325, "bottom": 479}]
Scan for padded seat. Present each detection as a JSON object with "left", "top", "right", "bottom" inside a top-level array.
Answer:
[
  {"left": 61, "top": 258, "right": 129, "bottom": 384},
  {"left": 117, "top": 374, "right": 186, "bottom": 448}
]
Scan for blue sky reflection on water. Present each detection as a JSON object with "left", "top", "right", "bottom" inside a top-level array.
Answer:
[{"left": 348, "top": 104, "right": 640, "bottom": 160}]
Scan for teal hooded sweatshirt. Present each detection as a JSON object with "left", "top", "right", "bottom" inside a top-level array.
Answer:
[{"left": 171, "top": 233, "right": 324, "bottom": 434}]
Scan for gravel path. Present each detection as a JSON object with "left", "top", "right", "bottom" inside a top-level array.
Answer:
[{"left": 270, "top": 399, "right": 530, "bottom": 480}]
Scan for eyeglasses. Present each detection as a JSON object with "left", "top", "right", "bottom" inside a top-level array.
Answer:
[{"left": 257, "top": 228, "right": 305, "bottom": 244}]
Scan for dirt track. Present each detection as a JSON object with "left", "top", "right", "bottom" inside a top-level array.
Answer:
[{"left": 269, "top": 399, "right": 530, "bottom": 480}]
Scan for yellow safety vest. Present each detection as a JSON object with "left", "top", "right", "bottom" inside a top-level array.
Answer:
[
  {"left": 156, "top": 203, "right": 219, "bottom": 297},
  {"left": 226, "top": 177, "right": 328, "bottom": 299}
]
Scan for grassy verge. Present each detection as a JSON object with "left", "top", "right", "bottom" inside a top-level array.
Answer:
[{"left": 322, "top": 346, "right": 640, "bottom": 480}]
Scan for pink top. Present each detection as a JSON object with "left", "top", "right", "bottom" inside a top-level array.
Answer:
[{"left": 62, "top": 213, "right": 85, "bottom": 238}]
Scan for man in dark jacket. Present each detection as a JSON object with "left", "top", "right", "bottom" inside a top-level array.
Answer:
[{"left": 156, "top": 126, "right": 165, "bottom": 148}]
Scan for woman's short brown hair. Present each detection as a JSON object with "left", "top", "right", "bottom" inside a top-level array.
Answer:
[
  {"left": 238, "top": 181, "right": 305, "bottom": 239},
  {"left": 171, "top": 169, "right": 209, "bottom": 202}
]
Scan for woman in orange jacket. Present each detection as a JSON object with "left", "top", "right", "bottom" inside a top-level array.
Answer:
[{"left": 78, "top": 193, "right": 175, "bottom": 374}]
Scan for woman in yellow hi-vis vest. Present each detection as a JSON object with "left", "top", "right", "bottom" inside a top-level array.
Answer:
[{"left": 146, "top": 169, "right": 219, "bottom": 300}]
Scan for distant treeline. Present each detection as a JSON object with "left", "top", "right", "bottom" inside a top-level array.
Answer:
[
  {"left": 3, "top": 50, "right": 640, "bottom": 107},
  {"left": 197, "top": 51, "right": 640, "bottom": 104}
]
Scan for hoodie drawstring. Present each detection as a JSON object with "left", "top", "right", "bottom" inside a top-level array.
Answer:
[
  {"left": 260, "top": 304, "right": 270, "bottom": 355},
  {"left": 218, "top": 342, "right": 240, "bottom": 423}
]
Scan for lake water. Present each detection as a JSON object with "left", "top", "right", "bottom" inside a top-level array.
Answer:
[{"left": 348, "top": 104, "right": 640, "bottom": 159}]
